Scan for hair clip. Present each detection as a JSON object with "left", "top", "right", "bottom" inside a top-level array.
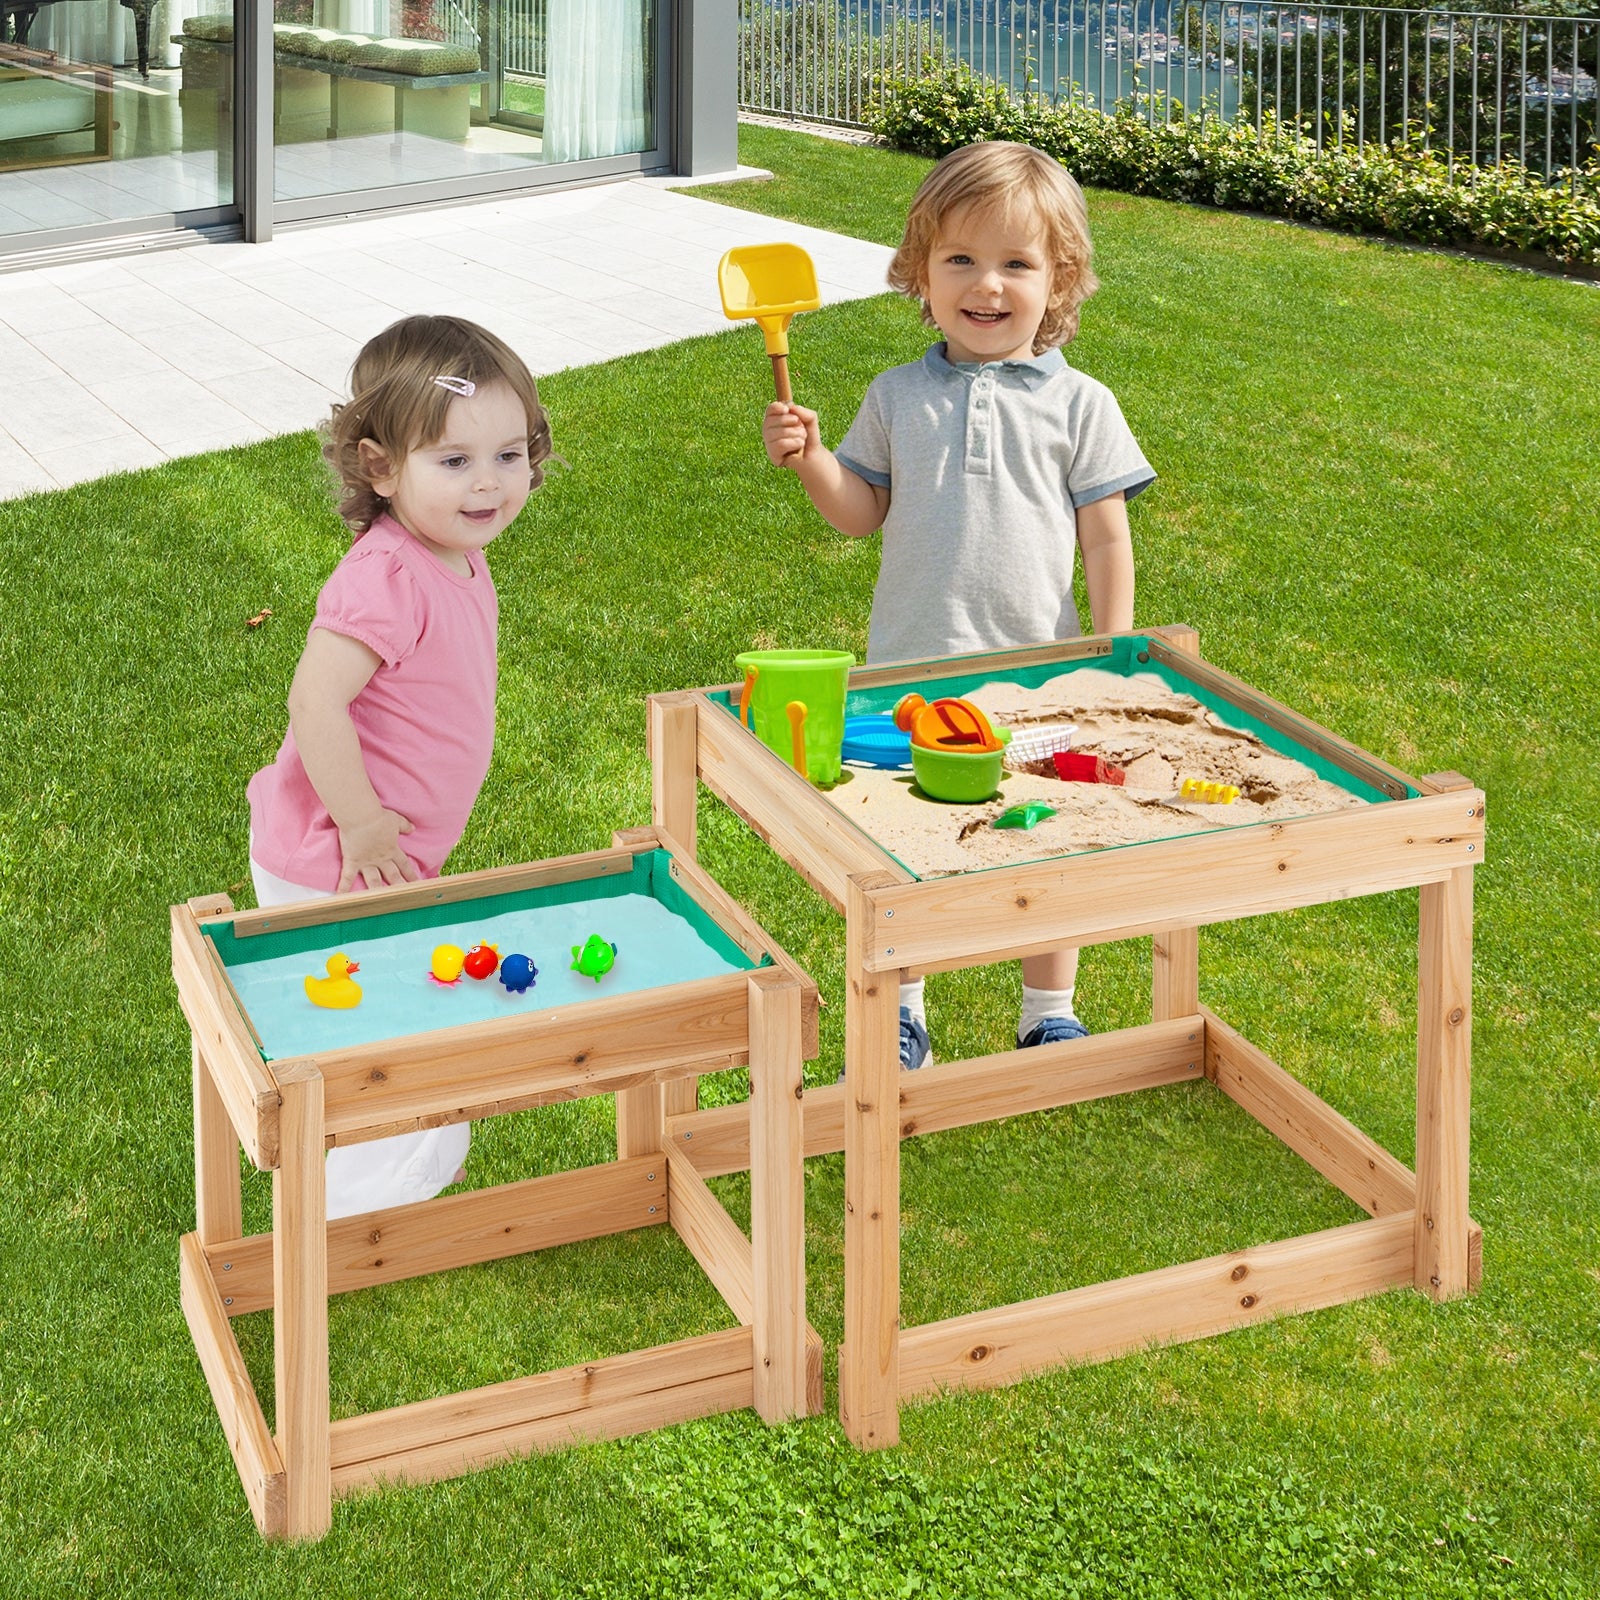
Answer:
[{"left": 432, "top": 375, "right": 476, "bottom": 397}]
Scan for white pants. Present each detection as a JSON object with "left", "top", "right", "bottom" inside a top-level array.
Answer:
[{"left": 250, "top": 857, "right": 471, "bottom": 1220}]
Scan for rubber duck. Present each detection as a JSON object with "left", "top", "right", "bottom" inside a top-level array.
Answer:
[
  {"left": 430, "top": 944, "right": 466, "bottom": 985},
  {"left": 570, "top": 934, "right": 617, "bottom": 983},
  {"left": 305, "top": 953, "right": 362, "bottom": 1010},
  {"left": 463, "top": 942, "right": 501, "bottom": 980},
  {"left": 499, "top": 953, "right": 538, "bottom": 994}
]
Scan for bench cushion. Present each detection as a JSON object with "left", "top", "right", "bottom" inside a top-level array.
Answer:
[{"left": 0, "top": 78, "right": 97, "bottom": 142}]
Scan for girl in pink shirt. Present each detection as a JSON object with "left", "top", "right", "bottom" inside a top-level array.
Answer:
[{"left": 248, "top": 314, "right": 554, "bottom": 1218}]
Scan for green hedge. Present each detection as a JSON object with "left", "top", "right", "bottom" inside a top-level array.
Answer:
[{"left": 865, "top": 64, "right": 1600, "bottom": 268}]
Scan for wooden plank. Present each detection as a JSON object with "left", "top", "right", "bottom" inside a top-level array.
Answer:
[
  {"left": 178, "top": 1232, "right": 286, "bottom": 1540},
  {"left": 649, "top": 692, "right": 701, "bottom": 859},
  {"left": 1143, "top": 635, "right": 1422, "bottom": 801},
  {"left": 696, "top": 697, "right": 908, "bottom": 915},
  {"left": 668, "top": 1150, "right": 755, "bottom": 1324},
  {"left": 1150, "top": 635, "right": 1203, "bottom": 1022},
  {"left": 895, "top": 1213, "right": 1414, "bottom": 1399},
  {"left": 839, "top": 632, "right": 1118, "bottom": 691},
  {"left": 615, "top": 1083, "right": 664, "bottom": 1160},
  {"left": 839, "top": 872, "right": 903, "bottom": 1450},
  {"left": 335, "top": 1059, "right": 738, "bottom": 1146},
  {"left": 667, "top": 1017, "right": 1205, "bottom": 1176},
  {"left": 314, "top": 972, "right": 754, "bottom": 1140},
  {"left": 203, "top": 1159, "right": 667, "bottom": 1315},
  {"left": 172, "top": 902, "right": 279, "bottom": 1170},
  {"left": 1202, "top": 1006, "right": 1416, "bottom": 1218},
  {"left": 1415, "top": 866, "right": 1475, "bottom": 1299},
  {"left": 654, "top": 843, "right": 821, "bottom": 1061},
  {"left": 193, "top": 1038, "right": 242, "bottom": 1244},
  {"left": 225, "top": 847, "right": 637, "bottom": 938},
  {"left": 747, "top": 970, "right": 808, "bottom": 1422},
  {"left": 858, "top": 788, "right": 1486, "bottom": 974},
  {"left": 329, "top": 1328, "right": 754, "bottom": 1494},
  {"left": 272, "top": 1065, "right": 330, "bottom": 1541}
]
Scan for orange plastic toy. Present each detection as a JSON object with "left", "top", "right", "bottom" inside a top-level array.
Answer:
[{"left": 893, "top": 693, "right": 1006, "bottom": 754}]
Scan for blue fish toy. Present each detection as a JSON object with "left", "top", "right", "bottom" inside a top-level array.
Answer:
[
  {"left": 499, "top": 953, "right": 538, "bottom": 994},
  {"left": 570, "top": 934, "right": 617, "bottom": 983}
]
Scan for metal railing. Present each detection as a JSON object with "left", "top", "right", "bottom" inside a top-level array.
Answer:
[
  {"left": 739, "top": 0, "right": 1598, "bottom": 182},
  {"left": 437, "top": 0, "right": 547, "bottom": 79}
]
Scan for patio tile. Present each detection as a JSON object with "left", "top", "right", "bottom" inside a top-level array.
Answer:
[
  {"left": 0, "top": 431, "right": 58, "bottom": 498},
  {"left": 87, "top": 368, "right": 259, "bottom": 449},
  {"left": 185, "top": 288, "right": 332, "bottom": 346},
  {"left": 128, "top": 317, "right": 282, "bottom": 380},
  {"left": 257, "top": 330, "right": 364, "bottom": 392},
  {"left": 0, "top": 285, "right": 114, "bottom": 338},
  {"left": 202, "top": 364, "right": 340, "bottom": 435},
  {"left": 159, "top": 423, "right": 276, "bottom": 462},
  {"left": 72, "top": 284, "right": 201, "bottom": 335},
  {"left": 30, "top": 321, "right": 171, "bottom": 385},
  {"left": 34, "top": 431, "right": 170, "bottom": 488},
  {"left": 0, "top": 176, "right": 896, "bottom": 501},
  {"left": 1, "top": 374, "right": 136, "bottom": 456}
]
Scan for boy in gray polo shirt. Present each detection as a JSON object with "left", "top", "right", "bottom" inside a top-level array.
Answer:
[{"left": 762, "top": 140, "right": 1154, "bottom": 1068}]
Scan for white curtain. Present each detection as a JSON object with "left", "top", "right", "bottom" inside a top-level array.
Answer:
[
  {"left": 313, "top": 0, "right": 394, "bottom": 36},
  {"left": 37, "top": 0, "right": 128, "bottom": 65},
  {"left": 543, "top": 0, "right": 647, "bottom": 163}
]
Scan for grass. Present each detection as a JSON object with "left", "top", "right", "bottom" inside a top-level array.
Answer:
[{"left": 1, "top": 122, "right": 1597, "bottom": 1595}]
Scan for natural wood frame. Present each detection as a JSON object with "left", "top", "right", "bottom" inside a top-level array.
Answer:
[
  {"left": 173, "top": 830, "right": 822, "bottom": 1541},
  {"left": 649, "top": 626, "right": 1484, "bottom": 1448}
]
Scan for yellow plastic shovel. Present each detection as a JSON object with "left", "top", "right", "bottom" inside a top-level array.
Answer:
[{"left": 717, "top": 242, "right": 820, "bottom": 404}]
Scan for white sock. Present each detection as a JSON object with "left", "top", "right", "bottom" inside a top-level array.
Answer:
[
  {"left": 1019, "top": 984, "right": 1077, "bottom": 1040},
  {"left": 899, "top": 977, "right": 926, "bottom": 1022}
]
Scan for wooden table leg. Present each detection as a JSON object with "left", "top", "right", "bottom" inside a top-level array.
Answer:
[
  {"left": 1151, "top": 627, "right": 1202, "bottom": 1027},
  {"left": 273, "top": 1064, "right": 330, "bottom": 1541},
  {"left": 194, "top": 1039, "right": 242, "bottom": 1244},
  {"left": 652, "top": 692, "right": 702, "bottom": 1120},
  {"left": 840, "top": 874, "right": 901, "bottom": 1448},
  {"left": 1415, "top": 865, "right": 1473, "bottom": 1299},
  {"left": 749, "top": 970, "right": 806, "bottom": 1422},
  {"left": 1153, "top": 926, "right": 1199, "bottom": 1023}
]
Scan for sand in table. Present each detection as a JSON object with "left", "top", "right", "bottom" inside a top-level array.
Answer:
[{"left": 821, "top": 667, "right": 1366, "bottom": 878}]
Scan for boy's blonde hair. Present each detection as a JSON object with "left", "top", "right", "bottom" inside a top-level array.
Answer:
[
  {"left": 323, "top": 314, "right": 554, "bottom": 533},
  {"left": 887, "top": 141, "right": 1100, "bottom": 353}
]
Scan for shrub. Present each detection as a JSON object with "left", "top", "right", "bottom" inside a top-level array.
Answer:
[{"left": 865, "top": 65, "right": 1600, "bottom": 267}]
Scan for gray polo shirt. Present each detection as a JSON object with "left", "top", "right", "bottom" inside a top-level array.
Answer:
[{"left": 836, "top": 343, "right": 1154, "bottom": 665}]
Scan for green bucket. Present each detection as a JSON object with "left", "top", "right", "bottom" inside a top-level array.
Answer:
[{"left": 734, "top": 648, "right": 855, "bottom": 786}]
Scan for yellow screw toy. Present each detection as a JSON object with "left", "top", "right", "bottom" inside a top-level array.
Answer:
[{"left": 1180, "top": 778, "right": 1240, "bottom": 805}]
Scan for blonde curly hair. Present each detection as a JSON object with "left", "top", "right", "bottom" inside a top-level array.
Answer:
[
  {"left": 887, "top": 141, "right": 1100, "bottom": 353},
  {"left": 322, "top": 315, "right": 554, "bottom": 534}
]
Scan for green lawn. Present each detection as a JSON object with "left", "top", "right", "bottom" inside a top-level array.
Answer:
[{"left": 1, "top": 123, "right": 1596, "bottom": 1596}]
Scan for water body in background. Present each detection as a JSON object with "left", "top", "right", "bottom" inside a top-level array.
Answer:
[{"left": 865, "top": 0, "right": 1255, "bottom": 118}]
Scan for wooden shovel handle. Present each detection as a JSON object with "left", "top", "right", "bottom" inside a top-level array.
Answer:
[{"left": 770, "top": 352, "right": 793, "bottom": 406}]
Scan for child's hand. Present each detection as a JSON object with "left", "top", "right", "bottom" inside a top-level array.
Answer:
[
  {"left": 335, "top": 809, "right": 419, "bottom": 893},
  {"left": 763, "top": 402, "right": 818, "bottom": 469}
]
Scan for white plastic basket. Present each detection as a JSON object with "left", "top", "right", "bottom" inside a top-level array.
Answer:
[{"left": 1001, "top": 722, "right": 1078, "bottom": 769}]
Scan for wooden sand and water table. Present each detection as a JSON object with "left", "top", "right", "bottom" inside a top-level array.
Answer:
[
  {"left": 173, "top": 624, "right": 1483, "bottom": 1535},
  {"left": 173, "top": 835, "right": 822, "bottom": 1541},
  {"left": 649, "top": 625, "right": 1484, "bottom": 1450}
]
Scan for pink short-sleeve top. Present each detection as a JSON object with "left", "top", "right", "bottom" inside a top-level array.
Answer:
[{"left": 247, "top": 516, "right": 498, "bottom": 891}]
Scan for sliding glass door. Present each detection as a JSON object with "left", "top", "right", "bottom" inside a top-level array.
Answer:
[
  {"left": 0, "top": 0, "right": 235, "bottom": 245},
  {"left": 265, "top": 0, "right": 658, "bottom": 209}
]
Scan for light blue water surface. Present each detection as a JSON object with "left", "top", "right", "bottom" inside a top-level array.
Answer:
[{"left": 225, "top": 892, "right": 748, "bottom": 1062}]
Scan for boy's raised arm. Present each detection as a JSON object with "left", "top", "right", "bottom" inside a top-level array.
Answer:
[{"left": 764, "top": 401, "right": 890, "bottom": 539}]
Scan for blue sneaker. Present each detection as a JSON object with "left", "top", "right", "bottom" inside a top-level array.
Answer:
[
  {"left": 899, "top": 1006, "right": 931, "bottom": 1070},
  {"left": 1018, "top": 1015, "right": 1089, "bottom": 1049}
]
